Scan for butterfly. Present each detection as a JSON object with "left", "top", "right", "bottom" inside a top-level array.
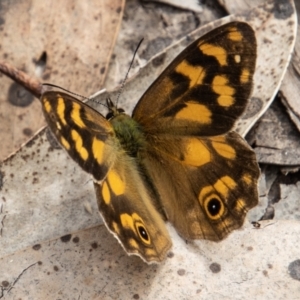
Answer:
[{"left": 41, "top": 21, "right": 259, "bottom": 263}]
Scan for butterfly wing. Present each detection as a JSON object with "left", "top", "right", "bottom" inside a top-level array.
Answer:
[
  {"left": 41, "top": 91, "right": 171, "bottom": 263},
  {"left": 94, "top": 154, "right": 171, "bottom": 263},
  {"left": 132, "top": 22, "right": 259, "bottom": 240},
  {"left": 140, "top": 132, "right": 259, "bottom": 240},
  {"left": 133, "top": 22, "right": 256, "bottom": 136},
  {"left": 41, "top": 91, "right": 116, "bottom": 182}
]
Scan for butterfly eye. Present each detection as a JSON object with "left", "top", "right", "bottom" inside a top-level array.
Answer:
[
  {"left": 202, "top": 195, "right": 225, "bottom": 220},
  {"left": 136, "top": 224, "right": 150, "bottom": 244},
  {"left": 105, "top": 108, "right": 125, "bottom": 120},
  {"left": 106, "top": 111, "right": 114, "bottom": 120},
  {"left": 207, "top": 198, "right": 222, "bottom": 217}
]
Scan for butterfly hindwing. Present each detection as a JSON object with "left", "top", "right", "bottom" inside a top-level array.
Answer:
[
  {"left": 94, "top": 154, "right": 171, "bottom": 263},
  {"left": 133, "top": 22, "right": 256, "bottom": 136},
  {"left": 140, "top": 131, "right": 259, "bottom": 240}
]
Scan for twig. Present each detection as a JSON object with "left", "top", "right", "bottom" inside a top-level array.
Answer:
[
  {"left": 7, "top": 262, "right": 38, "bottom": 294},
  {"left": 0, "top": 214, "right": 6, "bottom": 237},
  {"left": 0, "top": 60, "right": 42, "bottom": 98}
]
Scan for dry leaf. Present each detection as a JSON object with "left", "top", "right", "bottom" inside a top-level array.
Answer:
[
  {"left": 280, "top": 24, "right": 300, "bottom": 131},
  {"left": 1, "top": 221, "right": 300, "bottom": 298},
  {"left": 105, "top": 0, "right": 224, "bottom": 90},
  {"left": 0, "top": 0, "right": 125, "bottom": 161},
  {"left": 252, "top": 98, "right": 300, "bottom": 165},
  {"left": 0, "top": 0, "right": 299, "bottom": 298},
  {"left": 141, "top": 0, "right": 203, "bottom": 13}
]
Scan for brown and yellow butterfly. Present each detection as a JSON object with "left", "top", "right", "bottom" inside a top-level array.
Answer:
[{"left": 41, "top": 22, "right": 259, "bottom": 263}]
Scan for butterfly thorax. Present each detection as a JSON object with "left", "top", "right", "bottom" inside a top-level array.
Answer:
[{"left": 110, "top": 113, "right": 146, "bottom": 158}]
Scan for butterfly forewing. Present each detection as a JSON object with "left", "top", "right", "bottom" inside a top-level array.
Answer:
[
  {"left": 41, "top": 92, "right": 116, "bottom": 182},
  {"left": 133, "top": 22, "right": 256, "bottom": 136}
]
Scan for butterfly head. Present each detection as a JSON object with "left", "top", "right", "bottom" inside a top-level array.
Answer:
[{"left": 106, "top": 98, "right": 125, "bottom": 120}]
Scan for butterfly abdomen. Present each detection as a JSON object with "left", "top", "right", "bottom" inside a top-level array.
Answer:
[{"left": 110, "top": 113, "right": 146, "bottom": 158}]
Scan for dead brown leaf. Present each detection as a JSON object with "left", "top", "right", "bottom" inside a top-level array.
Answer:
[{"left": 0, "top": 0, "right": 125, "bottom": 161}]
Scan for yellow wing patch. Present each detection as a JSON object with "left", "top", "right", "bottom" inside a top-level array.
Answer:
[
  {"left": 235, "top": 198, "right": 247, "bottom": 214},
  {"left": 227, "top": 29, "right": 243, "bottom": 41},
  {"left": 199, "top": 176, "right": 236, "bottom": 203},
  {"left": 183, "top": 138, "right": 211, "bottom": 166},
  {"left": 60, "top": 136, "right": 71, "bottom": 150},
  {"left": 71, "top": 129, "right": 89, "bottom": 161},
  {"left": 128, "top": 238, "right": 139, "bottom": 250},
  {"left": 102, "top": 181, "right": 110, "bottom": 205},
  {"left": 242, "top": 174, "right": 252, "bottom": 185},
  {"left": 57, "top": 97, "right": 67, "bottom": 126},
  {"left": 120, "top": 213, "right": 135, "bottom": 232},
  {"left": 107, "top": 169, "right": 125, "bottom": 196},
  {"left": 214, "top": 176, "right": 237, "bottom": 197},
  {"left": 234, "top": 54, "right": 241, "bottom": 63},
  {"left": 212, "top": 75, "right": 235, "bottom": 107},
  {"left": 211, "top": 139, "right": 236, "bottom": 159},
  {"left": 112, "top": 221, "right": 121, "bottom": 235},
  {"left": 71, "top": 102, "right": 86, "bottom": 128},
  {"left": 175, "top": 60, "right": 206, "bottom": 87},
  {"left": 92, "top": 137, "right": 105, "bottom": 164},
  {"left": 175, "top": 102, "right": 212, "bottom": 124},
  {"left": 43, "top": 98, "right": 51, "bottom": 113},
  {"left": 199, "top": 43, "right": 227, "bottom": 66},
  {"left": 240, "top": 68, "right": 250, "bottom": 84}
]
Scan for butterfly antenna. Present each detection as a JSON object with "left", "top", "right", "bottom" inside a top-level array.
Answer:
[
  {"left": 42, "top": 83, "right": 87, "bottom": 99},
  {"left": 115, "top": 38, "right": 144, "bottom": 107},
  {"left": 42, "top": 83, "right": 107, "bottom": 108}
]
